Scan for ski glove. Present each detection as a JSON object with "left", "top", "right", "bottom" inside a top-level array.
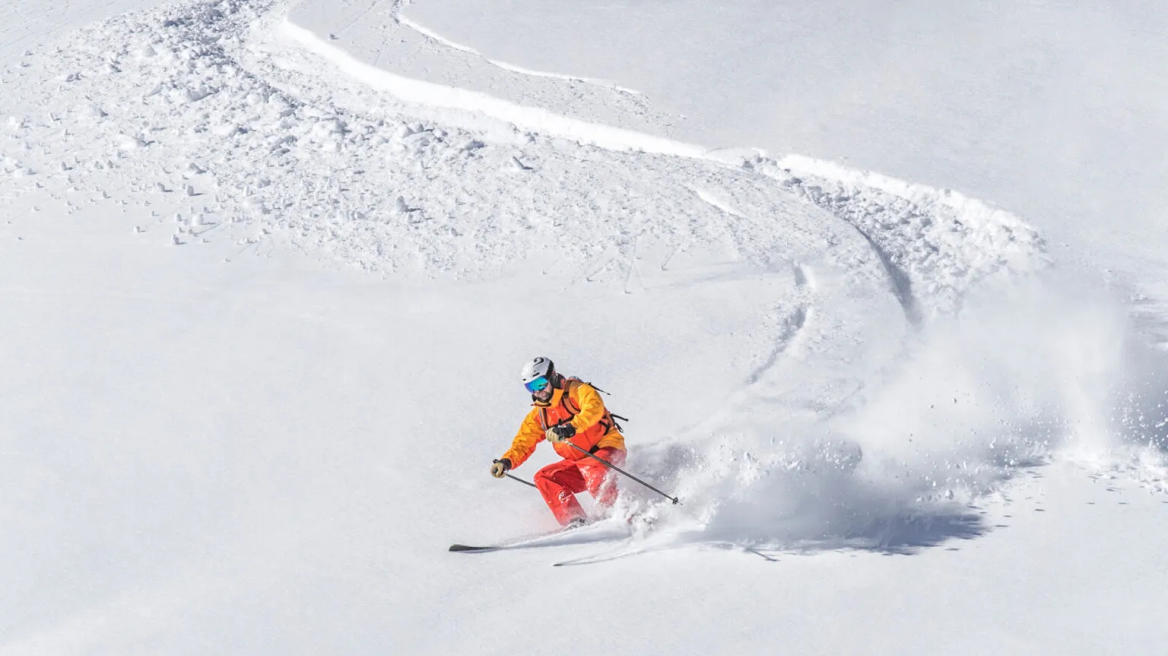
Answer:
[
  {"left": 490, "top": 458, "right": 512, "bottom": 478},
  {"left": 546, "top": 424, "right": 576, "bottom": 443}
]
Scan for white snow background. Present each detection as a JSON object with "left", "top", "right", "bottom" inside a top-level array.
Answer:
[{"left": 2, "top": 0, "right": 1167, "bottom": 654}]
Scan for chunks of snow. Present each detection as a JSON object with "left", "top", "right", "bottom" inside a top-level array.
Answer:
[
  {"left": 311, "top": 118, "right": 345, "bottom": 137},
  {"left": 211, "top": 123, "right": 240, "bottom": 137},
  {"left": 117, "top": 134, "right": 147, "bottom": 150},
  {"left": 80, "top": 104, "right": 108, "bottom": 119},
  {"left": 183, "top": 85, "right": 217, "bottom": 103}
]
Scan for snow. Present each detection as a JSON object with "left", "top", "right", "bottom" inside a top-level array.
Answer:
[{"left": 2, "top": 0, "right": 1168, "bottom": 654}]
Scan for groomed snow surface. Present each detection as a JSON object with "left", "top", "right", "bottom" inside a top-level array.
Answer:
[{"left": 2, "top": 1, "right": 1167, "bottom": 654}]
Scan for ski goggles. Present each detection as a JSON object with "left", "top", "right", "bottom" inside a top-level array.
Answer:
[{"left": 524, "top": 376, "right": 550, "bottom": 393}]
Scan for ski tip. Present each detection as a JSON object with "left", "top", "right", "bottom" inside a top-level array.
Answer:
[{"left": 449, "top": 544, "right": 499, "bottom": 553}]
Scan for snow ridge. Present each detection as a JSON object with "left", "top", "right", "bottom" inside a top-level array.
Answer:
[
  {"left": 279, "top": 20, "right": 700, "bottom": 159},
  {"left": 762, "top": 154, "right": 1049, "bottom": 319}
]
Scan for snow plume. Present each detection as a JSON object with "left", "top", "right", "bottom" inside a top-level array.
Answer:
[{"left": 634, "top": 269, "right": 1168, "bottom": 552}]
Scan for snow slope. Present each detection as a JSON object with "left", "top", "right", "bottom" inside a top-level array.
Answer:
[{"left": 2, "top": 0, "right": 1168, "bottom": 654}]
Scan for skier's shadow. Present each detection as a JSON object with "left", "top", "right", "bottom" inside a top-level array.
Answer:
[
  {"left": 740, "top": 505, "right": 991, "bottom": 559},
  {"left": 816, "top": 508, "right": 987, "bottom": 556},
  {"left": 696, "top": 500, "right": 996, "bottom": 563}
]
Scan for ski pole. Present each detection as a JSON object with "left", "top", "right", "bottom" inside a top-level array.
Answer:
[
  {"left": 567, "top": 442, "right": 681, "bottom": 505},
  {"left": 506, "top": 473, "right": 537, "bottom": 488}
]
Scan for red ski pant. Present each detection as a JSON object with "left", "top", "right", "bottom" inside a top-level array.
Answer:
[{"left": 533, "top": 448, "right": 626, "bottom": 526}]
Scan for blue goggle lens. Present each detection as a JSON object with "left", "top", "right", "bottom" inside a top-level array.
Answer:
[{"left": 525, "top": 376, "right": 550, "bottom": 393}]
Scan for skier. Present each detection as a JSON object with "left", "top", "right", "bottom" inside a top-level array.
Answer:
[{"left": 491, "top": 357, "right": 626, "bottom": 527}]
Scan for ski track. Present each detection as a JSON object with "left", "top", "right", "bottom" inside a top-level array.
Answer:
[
  {"left": 286, "top": 0, "right": 676, "bottom": 139},
  {"left": 392, "top": 0, "right": 640, "bottom": 96},
  {"left": 12, "top": 0, "right": 1157, "bottom": 559}
]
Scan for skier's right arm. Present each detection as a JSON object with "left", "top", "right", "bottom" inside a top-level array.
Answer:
[{"left": 501, "top": 410, "right": 545, "bottom": 469}]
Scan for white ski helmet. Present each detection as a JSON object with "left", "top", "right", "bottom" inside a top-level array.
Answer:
[{"left": 520, "top": 356, "right": 555, "bottom": 385}]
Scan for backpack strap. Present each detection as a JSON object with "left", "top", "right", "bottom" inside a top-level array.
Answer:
[
  {"left": 564, "top": 377, "right": 619, "bottom": 435},
  {"left": 561, "top": 378, "right": 582, "bottom": 415}
]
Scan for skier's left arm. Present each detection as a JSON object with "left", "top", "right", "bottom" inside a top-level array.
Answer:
[{"left": 568, "top": 384, "right": 607, "bottom": 433}]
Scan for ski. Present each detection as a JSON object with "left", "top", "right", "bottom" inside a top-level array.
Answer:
[
  {"left": 552, "top": 546, "right": 648, "bottom": 566},
  {"left": 449, "top": 524, "right": 579, "bottom": 553},
  {"left": 449, "top": 519, "right": 630, "bottom": 554},
  {"left": 449, "top": 543, "right": 511, "bottom": 553},
  {"left": 447, "top": 528, "right": 598, "bottom": 553}
]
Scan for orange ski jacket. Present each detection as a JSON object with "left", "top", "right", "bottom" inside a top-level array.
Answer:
[{"left": 502, "top": 379, "right": 625, "bottom": 469}]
